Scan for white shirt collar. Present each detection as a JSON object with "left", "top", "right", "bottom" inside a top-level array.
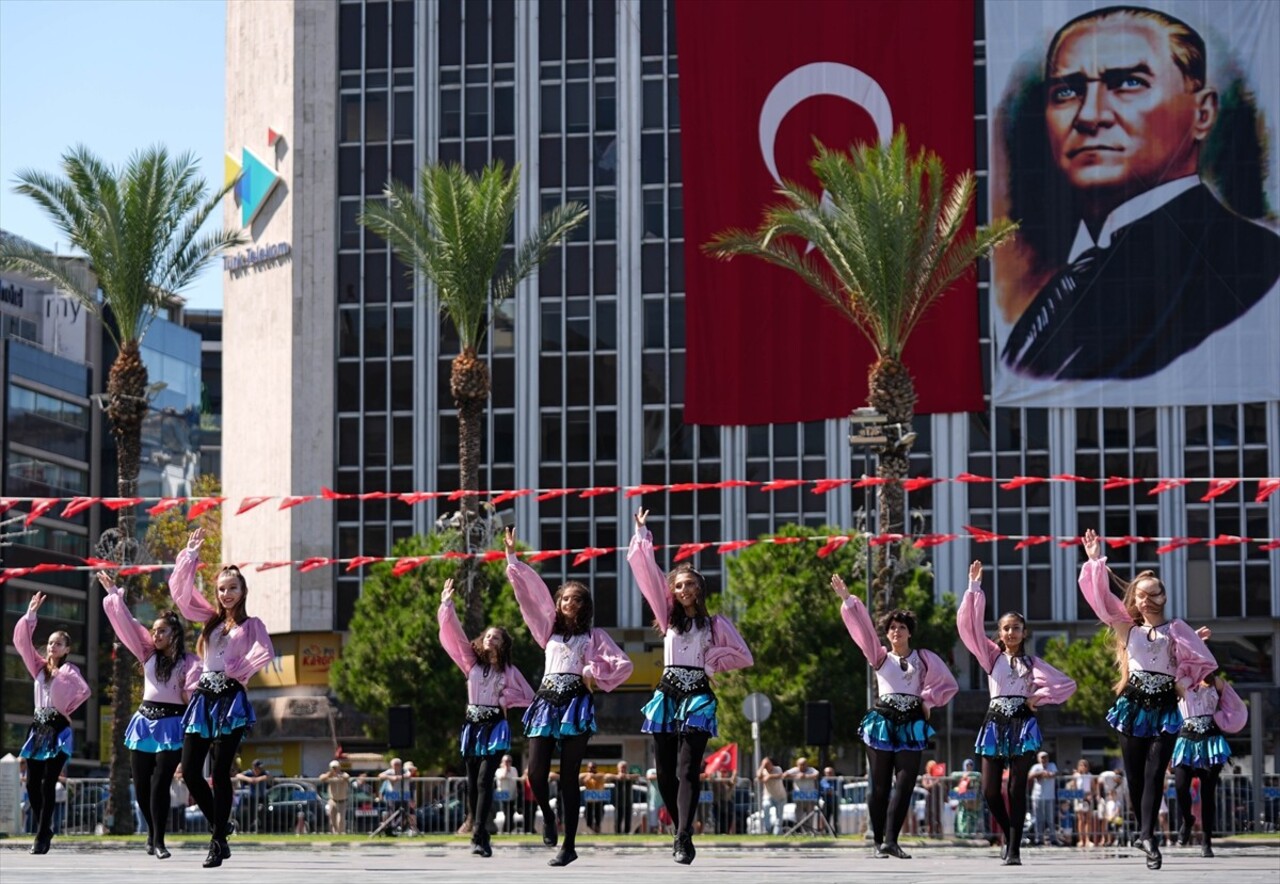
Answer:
[{"left": 1067, "top": 175, "right": 1201, "bottom": 262}]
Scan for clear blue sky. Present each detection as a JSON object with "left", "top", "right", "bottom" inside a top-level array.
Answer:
[{"left": 0, "top": 0, "right": 226, "bottom": 310}]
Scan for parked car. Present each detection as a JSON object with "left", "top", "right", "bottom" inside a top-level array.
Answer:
[{"left": 264, "top": 780, "right": 324, "bottom": 833}]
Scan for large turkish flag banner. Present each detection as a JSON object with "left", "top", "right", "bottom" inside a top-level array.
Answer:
[{"left": 678, "top": 0, "right": 980, "bottom": 425}]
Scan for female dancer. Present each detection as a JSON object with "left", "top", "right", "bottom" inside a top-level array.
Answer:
[
  {"left": 438, "top": 577, "right": 534, "bottom": 857},
  {"left": 1172, "top": 671, "right": 1247, "bottom": 857},
  {"left": 1079, "top": 528, "right": 1216, "bottom": 870},
  {"left": 169, "top": 528, "right": 274, "bottom": 868},
  {"left": 13, "top": 591, "right": 90, "bottom": 855},
  {"left": 830, "top": 574, "right": 957, "bottom": 859},
  {"left": 100, "top": 573, "right": 201, "bottom": 859},
  {"left": 957, "top": 560, "right": 1076, "bottom": 864},
  {"left": 627, "top": 507, "right": 753, "bottom": 864},
  {"left": 504, "top": 525, "right": 633, "bottom": 867}
]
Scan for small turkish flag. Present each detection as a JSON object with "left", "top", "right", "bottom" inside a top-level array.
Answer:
[{"left": 703, "top": 743, "right": 739, "bottom": 776}]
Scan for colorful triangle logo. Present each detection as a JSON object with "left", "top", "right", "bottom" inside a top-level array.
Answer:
[{"left": 237, "top": 148, "right": 281, "bottom": 228}]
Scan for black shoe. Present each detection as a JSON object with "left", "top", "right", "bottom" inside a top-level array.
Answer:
[
  {"left": 1000, "top": 840, "right": 1010, "bottom": 862},
  {"left": 672, "top": 832, "right": 680, "bottom": 856},
  {"left": 203, "top": 840, "right": 223, "bottom": 868},
  {"left": 1176, "top": 821, "right": 1192, "bottom": 848},
  {"left": 674, "top": 832, "right": 695, "bottom": 865},
  {"left": 874, "top": 843, "right": 891, "bottom": 859},
  {"left": 29, "top": 838, "right": 49, "bottom": 855},
  {"left": 882, "top": 842, "right": 911, "bottom": 859},
  {"left": 543, "top": 817, "right": 558, "bottom": 847},
  {"left": 1201, "top": 842, "right": 1214, "bottom": 858},
  {"left": 155, "top": 846, "right": 171, "bottom": 860},
  {"left": 548, "top": 847, "right": 578, "bottom": 867},
  {"left": 146, "top": 836, "right": 155, "bottom": 856},
  {"left": 218, "top": 837, "right": 231, "bottom": 859},
  {"left": 1004, "top": 841, "right": 1022, "bottom": 865},
  {"left": 1138, "top": 837, "right": 1162, "bottom": 870}
]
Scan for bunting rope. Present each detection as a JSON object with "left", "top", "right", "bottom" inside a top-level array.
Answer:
[{"left": 1, "top": 526, "right": 1276, "bottom": 585}]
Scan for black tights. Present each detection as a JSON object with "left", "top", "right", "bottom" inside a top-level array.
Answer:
[
  {"left": 466, "top": 754, "right": 500, "bottom": 839},
  {"left": 1174, "top": 764, "right": 1221, "bottom": 841},
  {"left": 26, "top": 754, "right": 68, "bottom": 840},
  {"left": 866, "top": 746, "right": 921, "bottom": 846},
  {"left": 1120, "top": 732, "right": 1176, "bottom": 842},
  {"left": 527, "top": 733, "right": 590, "bottom": 849},
  {"left": 181, "top": 728, "right": 245, "bottom": 840},
  {"left": 653, "top": 731, "right": 711, "bottom": 836},
  {"left": 981, "top": 754, "right": 1035, "bottom": 839},
  {"left": 132, "top": 748, "right": 182, "bottom": 847}
]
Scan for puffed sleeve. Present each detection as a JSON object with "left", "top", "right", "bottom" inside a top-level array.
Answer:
[
  {"left": 704, "top": 615, "right": 753, "bottom": 674},
  {"left": 627, "top": 526, "right": 671, "bottom": 634},
  {"left": 224, "top": 617, "right": 275, "bottom": 684},
  {"left": 437, "top": 600, "right": 477, "bottom": 675},
  {"left": 12, "top": 612, "right": 45, "bottom": 680},
  {"left": 169, "top": 545, "right": 215, "bottom": 623},
  {"left": 55, "top": 662, "right": 91, "bottom": 716},
  {"left": 102, "top": 587, "right": 155, "bottom": 664},
  {"left": 839, "top": 595, "right": 886, "bottom": 669},
  {"left": 1213, "top": 683, "right": 1248, "bottom": 734},
  {"left": 582, "top": 628, "right": 633, "bottom": 692},
  {"left": 919, "top": 649, "right": 958, "bottom": 708},
  {"left": 506, "top": 553, "right": 556, "bottom": 647},
  {"left": 500, "top": 665, "right": 536, "bottom": 711},
  {"left": 1168, "top": 619, "right": 1216, "bottom": 690},
  {"left": 1078, "top": 558, "right": 1132, "bottom": 629},
  {"left": 957, "top": 582, "right": 999, "bottom": 673},
  {"left": 1030, "top": 657, "right": 1077, "bottom": 707},
  {"left": 181, "top": 652, "right": 203, "bottom": 700}
]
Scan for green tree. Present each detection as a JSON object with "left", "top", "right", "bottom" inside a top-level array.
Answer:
[
  {"left": 1, "top": 146, "right": 243, "bottom": 833},
  {"left": 330, "top": 533, "right": 544, "bottom": 772},
  {"left": 139, "top": 474, "right": 223, "bottom": 610},
  {"left": 713, "top": 525, "right": 956, "bottom": 762},
  {"left": 358, "top": 162, "right": 587, "bottom": 633},
  {"left": 1042, "top": 628, "right": 1119, "bottom": 744},
  {"left": 706, "top": 131, "right": 1016, "bottom": 610}
]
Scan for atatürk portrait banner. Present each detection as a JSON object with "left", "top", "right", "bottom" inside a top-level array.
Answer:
[
  {"left": 677, "top": 0, "right": 981, "bottom": 426},
  {"left": 988, "top": 0, "right": 1280, "bottom": 407}
]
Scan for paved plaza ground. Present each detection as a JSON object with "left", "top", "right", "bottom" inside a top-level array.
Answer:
[{"left": 1, "top": 838, "right": 1277, "bottom": 884}]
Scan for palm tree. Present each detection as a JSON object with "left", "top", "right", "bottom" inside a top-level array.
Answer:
[
  {"left": 706, "top": 129, "right": 1016, "bottom": 609},
  {"left": 0, "top": 145, "right": 244, "bottom": 834},
  {"left": 359, "top": 161, "right": 587, "bottom": 631}
]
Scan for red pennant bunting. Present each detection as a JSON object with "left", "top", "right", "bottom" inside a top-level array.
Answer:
[
  {"left": 956, "top": 472, "right": 993, "bottom": 483},
  {"left": 32, "top": 563, "right": 76, "bottom": 574},
  {"left": 255, "top": 561, "right": 293, "bottom": 572},
  {"left": 490, "top": 489, "right": 533, "bottom": 506},
  {"left": 811, "top": 479, "right": 850, "bottom": 495},
  {"left": 1014, "top": 536, "right": 1053, "bottom": 550},
  {"left": 1105, "top": 535, "right": 1148, "bottom": 548},
  {"left": 769, "top": 536, "right": 805, "bottom": 545},
  {"left": 1156, "top": 538, "right": 1200, "bottom": 554},
  {"left": 624, "top": 484, "right": 667, "bottom": 498},
  {"left": 344, "top": 556, "right": 384, "bottom": 571},
  {"left": 0, "top": 567, "right": 33, "bottom": 583},
  {"left": 298, "top": 557, "right": 336, "bottom": 573},
  {"left": 536, "top": 489, "right": 575, "bottom": 502},
  {"left": 913, "top": 533, "right": 958, "bottom": 548},
  {"left": 82, "top": 557, "right": 121, "bottom": 568},
  {"left": 118, "top": 565, "right": 164, "bottom": 576},
  {"left": 391, "top": 556, "right": 431, "bottom": 575},
  {"left": 869, "top": 533, "right": 903, "bottom": 547},
  {"left": 236, "top": 497, "right": 272, "bottom": 515},
  {"left": 148, "top": 498, "right": 184, "bottom": 516},
  {"left": 187, "top": 497, "right": 225, "bottom": 519},
  {"left": 398, "top": 491, "right": 446, "bottom": 505},
  {"left": 444, "top": 551, "right": 472, "bottom": 560},
  {"left": 321, "top": 487, "right": 354, "bottom": 500},
  {"left": 572, "top": 547, "right": 612, "bottom": 566},
  {"left": 901, "top": 477, "right": 943, "bottom": 492},
  {"left": 717, "top": 540, "right": 755, "bottom": 554},
  {"left": 360, "top": 491, "right": 396, "bottom": 500},
  {"left": 448, "top": 488, "right": 493, "bottom": 501},
  {"left": 1258, "top": 540, "right": 1280, "bottom": 552},
  {"left": 1051, "top": 474, "right": 1093, "bottom": 483},
  {"left": 1001, "top": 476, "right": 1045, "bottom": 490},
  {"left": 816, "top": 536, "right": 850, "bottom": 557},
  {"left": 1200, "top": 479, "right": 1239, "bottom": 502},
  {"left": 713, "top": 480, "right": 756, "bottom": 489},
  {"left": 1256, "top": 479, "right": 1280, "bottom": 503},
  {"left": 60, "top": 497, "right": 99, "bottom": 518},
  {"left": 1059, "top": 539, "right": 1081, "bottom": 547},
  {"left": 0, "top": 498, "right": 17, "bottom": 514},
  {"left": 279, "top": 495, "right": 315, "bottom": 510},
  {"left": 669, "top": 482, "right": 713, "bottom": 493},
  {"left": 482, "top": 550, "right": 507, "bottom": 563},
  {"left": 529, "top": 549, "right": 571, "bottom": 563},
  {"left": 579, "top": 486, "right": 619, "bottom": 498},
  {"left": 1148, "top": 479, "right": 1192, "bottom": 496},
  {"left": 963, "top": 525, "right": 1007, "bottom": 543},
  {"left": 674, "top": 542, "right": 713, "bottom": 562},
  {"left": 760, "top": 479, "right": 805, "bottom": 492},
  {"left": 852, "top": 476, "right": 890, "bottom": 488},
  {"left": 1102, "top": 477, "right": 1144, "bottom": 491},
  {"left": 1206, "top": 535, "right": 1248, "bottom": 547},
  {"left": 101, "top": 497, "right": 144, "bottom": 510},
  {"left": 25, "top": 499, "right": 60, "bottom": 525}
]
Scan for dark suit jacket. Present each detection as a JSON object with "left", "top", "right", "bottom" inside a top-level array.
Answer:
[{"left": 1003, "top": 184, "right": 1280, "bottom": 380}]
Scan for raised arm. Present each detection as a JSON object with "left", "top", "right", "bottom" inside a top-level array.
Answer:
[
  {"left": 919, "top": 649, "right": 959, "bottom": 708},
  {"left": 500, "top": 664, "right": 536, "bottom": 711},
  {"left": 583, "top": 628, "right": 634, "bottom": 692},
  {"left": 1168, "top": 619, "right": 1217, "bottom": 690},
  {"left": 1078, "top": 531, "right": 1132, "bottom": 629},
  {"left": 437, "top": 579, "right": 476, "bottom": 675},
  {"left": 831, "top": 575, "right": 886, "bottom": 669},
  {"left": 704, "top": 615, "right": 753, "bottom": 673},
  {"left": 627, "top": 510, "right": 672, "bottom": 634},
  {"left": 100, "top": 573, "right": 155, "bottom": 663},
  {"left": 1213, "top": 680, "right": 1248, "bottom": 734},
  {"left": 1030, "top": 658, "right": 1077, "bottom": 707},
  {"left": 504, "top": 526, "right": 555, "bottom": 647},
  {"left": 13, "top": 593, "right": 48, "bottom": 679},
  {"left": 169, "top": 530, "right": 215, "bottom": 623},
  {"left": 957, "top": 561, "right": 999, "bottom": 672},
  {"left": 224, "top": 618, "right": 275, "bottom": 684}
]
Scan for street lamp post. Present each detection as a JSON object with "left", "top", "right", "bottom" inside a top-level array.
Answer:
[{"left": 848, "top": 408, "right": 886, "bottom": 719}]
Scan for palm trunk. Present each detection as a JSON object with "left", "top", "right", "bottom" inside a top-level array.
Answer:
[
  {"left": 866, "top": 356, "right": 917, "bottom": 617},
  {"left": 105, "top": 341, "right": 149, "bottom": 835},
  {"left": 451, "top": 349, "right": 490, "bottom": 633}
]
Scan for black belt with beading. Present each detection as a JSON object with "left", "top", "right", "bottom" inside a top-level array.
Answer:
[
  {"left": 657, "top": 665, "right": 712, "bottom": 702},
  {"left": 137, "top": 701, "right": 188, "bottom": 721},
  {"left": 465, "top": 704, "right": 503, "bottom": 724},
  {"left": 536, "top": 672, "right": 589, "bottom": 705},
  {"left": 874, "top": 693, "right": 925, "bottom": 724},
  {"left": 1123, "top": 671, "right": 1177, "bottom": 710}
]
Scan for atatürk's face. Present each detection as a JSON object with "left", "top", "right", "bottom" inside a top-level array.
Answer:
[{"left": 1045, "top": 18, "right": 1206, "bottom": 194}]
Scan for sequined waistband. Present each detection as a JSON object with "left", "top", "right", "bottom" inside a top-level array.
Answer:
[
  {"left": 537, "top": 672, "right": 589, "bottom": 704},
  {"left": 138, "top": 701, "right": 188, "bottom": 721},
  {"left": 874, "top": 693, "right": 925, "bottom": 724},
  {"left": 465, "top": 704, "right": 503, "bottom": 724},
  {"left": 1178, "top": 714, "right": 1220, "bottom": 738},
  {"left": 1123, "top": 671, "right": 1176, "bottom": 710},
  {"left": 33, "top": 707, "right": 69, "bottom": 729},
  {"left": 196, "top": 671, "right": 244, "bottom": 696},
  {"left": 986, "top": 696, "right": 1032, "bottom": 720},
  {"left": 659, "top": 665, "right": 711, "bottom": 697}
]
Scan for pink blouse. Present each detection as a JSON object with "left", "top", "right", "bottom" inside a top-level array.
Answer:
[
  {"left": 13, "top": 613, "right": 90, "bottom": 717},
  {"left": 1078, "top": 558, "right": 1216, "bottom": 689},
  {"left": 102, "top": 588, "right": 201, "bottom": 704},
  {"left": 957, "top": 582, "right": 1076, "bottom": 705},
  {"left": 169, "top": 545, "right": 275, "bottom": 684},
  {"left": 627, "top": 527, "right": 754, "bottom": 672},
  {"left": 437, "top": 600, "right": 535, "bottom": 710},
  {"left": 1179, "top": 682, "right": 1249, "bottom": 734},
  {"left": 506, "top": 554, "right": 634, "bottom": 692},
  {"left": 840, "top": 595, "right": 958, "bottom": 708}
]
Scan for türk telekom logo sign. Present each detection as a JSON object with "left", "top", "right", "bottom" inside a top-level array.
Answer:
[{"left": 224, "top": 127, "right": 285, "bottom": 229}]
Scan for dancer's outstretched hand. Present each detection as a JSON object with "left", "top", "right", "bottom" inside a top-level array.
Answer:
[
  {"left": 503, "top": 525, "right": 517, "bottom": 555},
  {"left": 634, "top": 507, "right": 649, "bottom": 528},
  {"left": 830, "top": 574, "right": 850, "bottom": 600},
  {"left": 441, "top": 578, "right": 455, "bottom": 604},
  {"left": 1082, "top": 528, "right": 1102, "bottom": 560},
  {"left": 968, "top": 560, "right": 983, "bottom": 583}
]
